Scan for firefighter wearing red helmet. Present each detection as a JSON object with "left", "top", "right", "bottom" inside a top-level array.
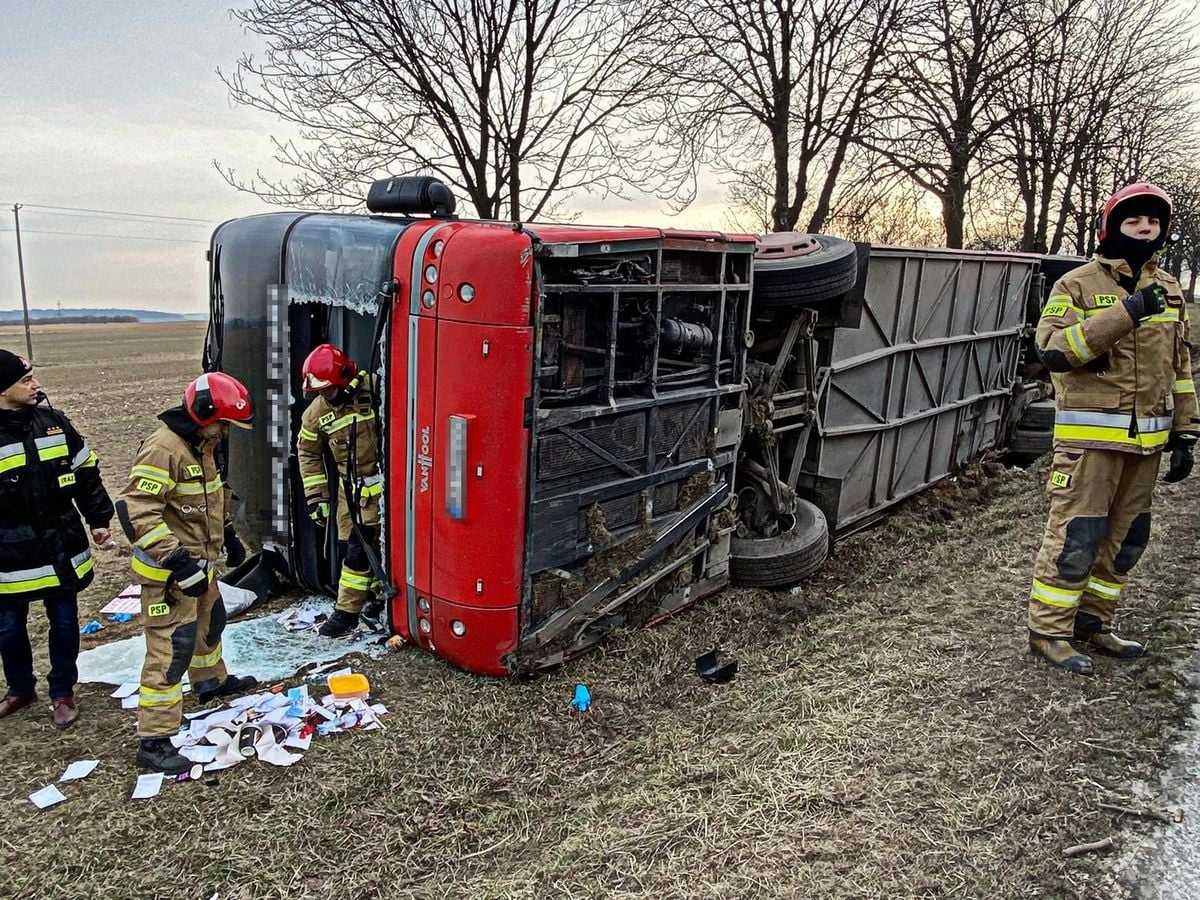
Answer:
[
  {"left": 115, "top": 372, "right": 259, "bottom": 773},
  {"left": 296, "top": 344, "right": 383, "bottom": 637},
  {"left": 1028, "top": 182, "right": 1198, "bottom": 675}
]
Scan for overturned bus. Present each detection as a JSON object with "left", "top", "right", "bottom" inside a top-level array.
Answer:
[{"left": 208, "top": 176, "right": 1056, "bottom": 676}]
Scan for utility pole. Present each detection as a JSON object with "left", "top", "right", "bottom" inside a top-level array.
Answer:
[{"left": 12, "top": 204, "right": 34, "bottom": 362}]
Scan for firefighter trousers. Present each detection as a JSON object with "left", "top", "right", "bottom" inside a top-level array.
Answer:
[
  {"left": 1028, "top": 446, "right": 1160, "bottom": 638},
  {"left": 335, "top": 526, "right": 379, "bottom": 615},
  {"left": 137, "top": 577, "right": 227, "bottom": 737}
]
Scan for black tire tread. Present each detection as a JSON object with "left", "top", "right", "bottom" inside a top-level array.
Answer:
[
  {"left": 752, "top": 235, "right": 858, "bottom": 309},
  {"left": 1020, "top": 400, "right": 1056, "bottom": 430},
  {"left": 730, "top": 500, "right": 829, "bottom": 588}
]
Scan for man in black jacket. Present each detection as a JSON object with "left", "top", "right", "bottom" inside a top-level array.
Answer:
[{"left": 0, "top": 349, "right": 114, "bottom": 727}]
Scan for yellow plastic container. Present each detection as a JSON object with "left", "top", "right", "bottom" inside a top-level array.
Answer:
[{"left": 328, "top": 672, "right": 370, "bottom": 700}]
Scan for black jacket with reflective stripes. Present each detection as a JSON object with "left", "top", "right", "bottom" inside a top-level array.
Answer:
[{"left": 0, "top": 404, "right": 113, "bottom": 597}]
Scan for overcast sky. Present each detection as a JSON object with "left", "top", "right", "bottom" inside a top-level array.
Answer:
[{"left": 0, "top": 2, "right": 728, "bottom": 315}]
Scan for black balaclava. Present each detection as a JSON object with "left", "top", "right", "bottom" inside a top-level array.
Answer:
[
  {"left": 1099, "top": 194, "right": 1172, "bottom": 271},
  {"left": 0, "top": 349, "right": 32, "bottom": 394}
]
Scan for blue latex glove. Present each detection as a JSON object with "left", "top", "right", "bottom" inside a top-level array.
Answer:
[
  {"left": 106, "top": 612, "right": 135, "bottom": 623},
  {"left": 80, "top": 619, "right": 104, "bottom": 635},
  {"left": 570, "top": 683, "right": 591, "bottom": 713}
]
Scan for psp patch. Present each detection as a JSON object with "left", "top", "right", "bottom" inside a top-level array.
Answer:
[
  {"left": 147, "top": 602, "right": 170, "bottom": 617},
  {"left": 1092, "top": 293, "right": 1118, "bottom": 308},
  {"left": 1041, "top": 302, "right": 1071, "bottom": 318},
  {"left": 186, "top": 464, "right": 203, "bottom": 478},
  {"left": 136, "top": 478, "right": 163, "bottom": 495},
  {"left": 1050, "top": 470, "right": 1072, "bottom": 489}
]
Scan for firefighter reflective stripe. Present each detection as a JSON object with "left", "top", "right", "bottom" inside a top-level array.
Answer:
[
  {"left": 359, "top": 474, "right": 383, "bottom": 498},
  {"left": 192, "top": 643, "right": 222, "bottom": 669},
  {"left": 1031, "top": 579, "right": 1082, "bottom": 608},
  {"left": 174, "top": 476, "right": 223, "bottom": 496},
  {"left": 131, "top": 548, "right": 172, "bottom": 582},
  {"left": 72, "top": 550, "right": 93, "bottom": 579},
  {"left": 1148, "top": 308, "right": 1182, "bottom": 324},
  {"left": 138, "top": 683, "right": 183, "bottom": 708},
  {"left": 1086, "top": 576, "right": 1122, "bottom": 601},
  {"left": 1174, "top": 379, "right": 1196, "bottom": 395},
  {"left": 298, "top": 426, "right": 320, "bottom": 442},
  {"left": 1063, "top": 323, "right": 1096, "bottom": 364},
  {"left": 0, "top": 564, "right": 60, "bottom": 594},
  {"left": 302, "top": 473, "right": 328, "bottom": 489},
  {"left": 339, "top": 568, "right": 372, "bottom": 591},
  {"left": 134, "top": 522, "right": 173, "bottom": 549},
  {"left": 71, "top": 444, "right": 99, "bottom": 469},
  {"left": 0, "top": 441, "right": 26, "bottom": 474},
  {"left": 1054, "top": 410, "right": 1172, "bottom": 449},
  {"left": 321, "top": 411, "right": 375, "bottom": 435},
  {"left": 35, "top": 434, "right": 69, "bottom": 461}
]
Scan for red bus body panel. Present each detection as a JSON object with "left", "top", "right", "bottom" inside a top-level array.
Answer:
[{"left": 387, "top": 221, "right": 535, "bottom": 674}]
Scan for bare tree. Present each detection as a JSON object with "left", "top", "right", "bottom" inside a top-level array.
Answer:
[
  {"left": 655, "top": 0, "right": 905, "bottom": 234},
  {"left": 859, "top": 0, "right": 1043, "bottom": 247},
  {"left": 219, "top": 0, "right": 672, "bottom": 220}
]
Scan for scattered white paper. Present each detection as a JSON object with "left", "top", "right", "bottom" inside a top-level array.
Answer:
[
  {"left": 121, "top": 694, "right": 139, "bottom": 710},
  {"left": 192, "top": 707, "right": 245, "bottom": 731},
  {"left": 309, "top": 705, "right": 337, "bottom": 722},
  {"left": 252, "top": 727, "right": 303, "bottom": 767},
  {"left": 131, "top": 772, "right": 164, "bottom": 800},
  {"left": 29, "top": 785, "right": 67, "bottom": 809},
  {"left": 370, "top": 703, "right": 388, "bottom": 716},
  {"left": 180, "top": 745, "right": 219, "bottom": 764},
  {"left": 110, "top": 682, "right": 139, "bottom": 699},
  {"left": 230, "top": 693, "right": 269, "bottom": 709},
  {"left": 283, "top": 732, "right": 312, "bottom": 752},
  {"left": 254, "top": 694, "right": 291, "bottom": 713},
  {"left": 287, "top": 685, "right": 309, "bottom": 706},
  {"left": 261, "top": 707, "right": 301, "bottom": 728},
  {"left": 100, "top": 585, "right": 141, "bottom": 615},
  {"left": 170, "top": 732, "right": 198, "bottom": 749},
  {"left": 59, "top": 760, "right": 100, "bottom": 782},
  {"left": 348, "top": 698, "right": 368, "bottom": 712}
]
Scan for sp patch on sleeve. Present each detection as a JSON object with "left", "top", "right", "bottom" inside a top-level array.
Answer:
[
  {"left": 1041, "top": 303, "right": 1071, "bottom": 319},
  {"left": 1050, "top": 470, "right": 1072, "bottom": 489},
  {"left": 147, "top": 602, "right": 170, "bottom": 617},
  {"left": 186, "top": 464, "right": 203, "bottom": 478},
  {"left": 1092, "top": 293, "right": 1118, "bottom": 308},
  {"left": 136, "top": 478, "right": 164, "bottom": 495}
]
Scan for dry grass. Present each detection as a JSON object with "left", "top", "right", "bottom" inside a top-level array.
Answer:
[{"left": 1, "top": 323, "right": 1198, "bottom": 899}]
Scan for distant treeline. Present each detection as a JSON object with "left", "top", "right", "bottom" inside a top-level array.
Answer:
[{"left": 15, "top": 316, "right": 140, "bottom": 325}]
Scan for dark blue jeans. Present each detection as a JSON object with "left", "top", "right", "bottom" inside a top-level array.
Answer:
[{"left": 0, "top": 591, "right": 79, "bottom": 700}]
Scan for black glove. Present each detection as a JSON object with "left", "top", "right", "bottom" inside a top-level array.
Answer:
[
  {"left": 163, "top": 547, "right": 209, "bottom": 598},
  {"left": 308, "top": 500, "right": 329, "bottom": 528},
  {"left": 1163, "top": 433, "right": 1196, "bottom": 483},
  {"left": 1122, "top": 284, "right": 1167, "bottom": 324},
  {"left": 224, "top": 525, "right": 246, "bottom": 567}
]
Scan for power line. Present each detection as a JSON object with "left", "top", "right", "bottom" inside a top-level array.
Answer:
[
  {"left": 20, "top": 208, "right": 210, "bottom": 229},
  {"left": 0, "top": 227, "right": 207, "bottom": 245},
  {"left": 0, "top": 202, "right": 213, "bottom": 224}
]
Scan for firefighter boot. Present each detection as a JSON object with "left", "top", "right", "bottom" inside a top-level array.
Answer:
[
  {"left": 360, "top": 597, "right": 384, "bottom": 631},
  {"left": 194, "top": 674, "right": 260, "bottom": 704},
  {"left": 1029, "top": 634, "right": 1094, "bottom": 676},
  {"left": 1074, "top": 611, "right": 1145, "bottom": 660},
  {"left": 136, "top": 737, "right": 193, "bottom": 774},
  {"left": 319, "top": 608, "right": 359, "bottom": 638}
]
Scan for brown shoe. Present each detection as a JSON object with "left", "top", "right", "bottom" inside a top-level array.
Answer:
[
  {"left": 51, "top": 696, "right": 79, "bottom": 729},
  {"left": 1030, "top": 635, "right": 1094, "bottom": 676},
  {"left": 1085, "top": 631, "right": 1146, "bottom": 660},
  {"left": 0, "top": 692, "right": 37, "bottom": 719}
]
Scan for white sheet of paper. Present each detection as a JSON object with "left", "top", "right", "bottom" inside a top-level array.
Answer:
[
  {"left": 180, "top": 744, "right": 219, "bottom": 764},
  {"left": 254, "top": 694, "right": 291, "bottom": 713},
  {"left": 170, "top": 731, "right": 197, "bottom": 749},
  {"left": 253, "top": 726, "right": 303, "bottom": 767},
  {"left": 348, "top": 698, "right": 368, "bottom": 712},
  {"left": 121, "top": 694, "right": 139, "bottom": 710},
  {"left": 131, "top": 772, "right": 163, "bottom": 800},
  {"left": 59, "top": 760, "right": 100, "bottom": 782},
  {"left": 230, "top": 693, "right": 268, "bottom": 709},
  {"left": 309, "top": 704, "right": 337, "bottom": 722},
  {"left": 370, "top": 703, "right": 388, "bottom": 716},
  {"left": 110, "top": 682, "right": 139, "bottom": 699},
  {"left": 283, "top": 732, "right": 312, "bottom": 751},
  {"left": 194, "top": 707, "right": 245, "bottom": 730},
  {"left": 261, "top": 707, "right": 300, "bottom": 728},
  {"left": 30, "top": 784, "right": 67, "bottom": 809}
]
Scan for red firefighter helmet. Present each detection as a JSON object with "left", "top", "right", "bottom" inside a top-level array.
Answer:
[
  {"left": 302, "top": 343, "right": 356, "bottom": 393},
  {"left": 1097, "top": 182, "right": 1172, "bottom": 241},
  {"left": 184, "top": 372, "right": 254, "bottom": 430}
]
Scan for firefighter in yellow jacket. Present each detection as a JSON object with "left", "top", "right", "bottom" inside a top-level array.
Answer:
[
  {"left": 296, "top": 344, "right": 382, "bottom": 638},
  {"left": 1029, "top": 183, "right": 1198, "bottom": 675},
  {"left": 116, "top": 373, "right": 258, "bottom": 773}
]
